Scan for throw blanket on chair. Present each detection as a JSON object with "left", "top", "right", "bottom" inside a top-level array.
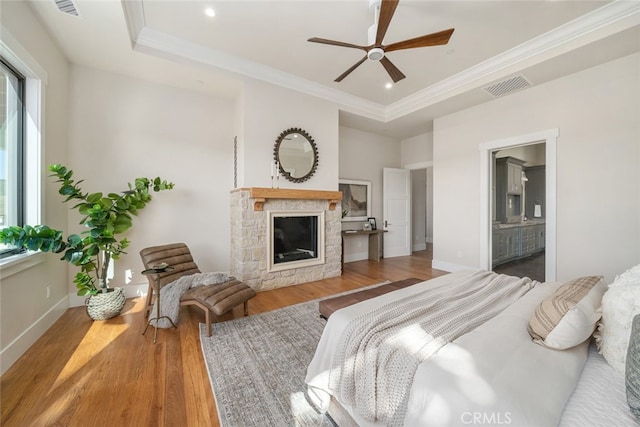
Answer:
[
  {"left": 151, "top": 272, "right": 231, "bottom": 328},
  {"left": 328, "top": 270, "right": 535, "bottom": 426}
]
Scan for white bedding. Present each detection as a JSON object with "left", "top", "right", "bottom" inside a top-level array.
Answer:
[
  {"left": 306, "top": 271, "right": 633, "bottom": 426},
  {"left": 306, "top": 271, "right": 479, "bottom": 416},
  {"left": 560, "top": 344, "right": 638, "bottom": 426},
  {"left": 327, "top": 270, "right": 534, "bottom": 425},
  {"left": 403, "top": 278, "right": 587, "bottom": 427}
]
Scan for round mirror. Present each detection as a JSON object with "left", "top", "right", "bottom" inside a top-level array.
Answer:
[{"left": 273, "top": 128, "right": 318, "bottom": 183}]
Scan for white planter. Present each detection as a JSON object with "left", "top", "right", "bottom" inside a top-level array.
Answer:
[{"left": 85, "top": 287, "right": 126, "bottom": 320}]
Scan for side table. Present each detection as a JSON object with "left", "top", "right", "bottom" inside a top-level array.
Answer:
[{"left": 141, "top": 265, "right": 176, "bottom": 343}]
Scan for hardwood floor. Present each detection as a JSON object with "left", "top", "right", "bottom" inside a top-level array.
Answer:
[{"left": 1, "top": 251, "right": 445, "bottom": 427}]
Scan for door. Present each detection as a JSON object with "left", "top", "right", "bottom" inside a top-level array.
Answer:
[{"left": 383, "top": 167, "right": 411, "bottom": 257}]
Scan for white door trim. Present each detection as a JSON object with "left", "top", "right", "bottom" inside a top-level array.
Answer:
[
  {"left": 479, "top": 128, "right": 558, "bottom": 282},
  {"left": 404, "top": 161, "right": 433, "bottom": 170}
]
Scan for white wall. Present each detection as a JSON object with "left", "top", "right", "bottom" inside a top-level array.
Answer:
[
  {"left": 240, "top": 79, "right": 339, "bottom": 190},
  {"left": 433, "top": 53, "right": 640, "bottom": 283},
  {"left": 401, "top": 132, "right": 433, "bottom": 166},
  {"left": 0, "top": 1, "right": 70, "bottom": 374},
  {"left": 66, "top": 65, "right": 236, "bottom": 300},
  {"left": 339, "top": 126, "right": 401, "bottom": 261}
]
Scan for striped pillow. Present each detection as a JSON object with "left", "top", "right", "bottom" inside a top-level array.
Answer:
[{"left": 528, "top": 276, "right": 607, "bottom": 350}]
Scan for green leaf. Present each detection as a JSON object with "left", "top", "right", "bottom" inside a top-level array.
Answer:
[
  {"left": 115, "top": 199, "right": 129, "bottom": 210},
  {"left": 113, "top": 216, "right": 132, "bottom": 234},
  {"left": 59, "top": 185, "right": 76, "bottom": 196},
  {"left": 67, "top": 234, "right": 83, "bottom": 247},
  {"left": 86, "top": 193, "right": 103, "bottom": 203},
  {"left": 99, "top": 197, "right": 113, "bottom": 209}
]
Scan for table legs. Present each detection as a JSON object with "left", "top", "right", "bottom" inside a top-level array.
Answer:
[{"left": 142, "top": 284, "right": 177, "bottom": 343}]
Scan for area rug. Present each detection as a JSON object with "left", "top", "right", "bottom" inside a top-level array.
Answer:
[{"left": 199, "top": 281, "right": 391, "bottom": 427}]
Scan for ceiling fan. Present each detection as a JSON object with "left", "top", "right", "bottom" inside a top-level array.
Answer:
[{"left": 308, "top": 0, "right": 454, "bottom": 83}]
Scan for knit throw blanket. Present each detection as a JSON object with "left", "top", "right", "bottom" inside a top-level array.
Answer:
[
  {"left": 328, "top": 270, "right": 535, "bottom": 426},
  {"left": 151, "top": 272, "right": 231, "bottom": 328}
]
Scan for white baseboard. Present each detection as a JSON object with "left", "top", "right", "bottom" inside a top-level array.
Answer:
[
  {"left": 0, "top": 295, "right": 68, "bottom": 376},
  {"left": 1, "top": 283, "right": 151, "bottom": 376},
  {"left": 67, "top": 282, "right": 149, "bottom": 307},
  {"left": 432, "top": 259, "right": 476, "bottom": 273}
]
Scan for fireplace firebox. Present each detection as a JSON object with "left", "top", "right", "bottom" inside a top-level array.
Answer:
[{"left": 268, "top": 211, "right": 325, "bottom": 272}]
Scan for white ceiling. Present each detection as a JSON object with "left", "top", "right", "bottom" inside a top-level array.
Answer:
[{"left": 27, "top": 0, "right": 640, "bottom": 138}]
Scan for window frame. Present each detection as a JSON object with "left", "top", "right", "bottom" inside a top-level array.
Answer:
[
  {"left": 0, "top": 28, "right": 46, "bottom": 273},
  {"left": 0, "top": 55, "right": 27, "bottom": 259}
]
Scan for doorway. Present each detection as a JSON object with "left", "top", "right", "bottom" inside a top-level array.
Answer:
[
  {"left": 479, "top": 129, "right": 557, "bottom": 282},
  {"left": 491, "top": 144, "right": 546, "bottom": 282},
  {"left": 410, "top": 168, "right": 433, "bottom": 257}
]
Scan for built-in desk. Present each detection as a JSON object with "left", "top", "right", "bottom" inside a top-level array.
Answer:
[{"left": 341, "top": 230, "right": 387, "bottom": 268}]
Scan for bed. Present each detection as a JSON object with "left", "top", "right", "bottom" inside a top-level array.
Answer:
[{"left": 305, "top": 270, "right": 639, "bottom": 426}]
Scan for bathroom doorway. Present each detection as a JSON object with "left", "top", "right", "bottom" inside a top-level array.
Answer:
[
  {"left": 479, "top": 128, "right": 557, "bottom": 283},
  {"left": 491, "top": 144, "right": 546, "bottom": 282}
]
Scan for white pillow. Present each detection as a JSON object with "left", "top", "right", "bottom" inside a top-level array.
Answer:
[
  {"left": 543, "top": 278, "right": 607, "bottom": 349},
  {"left": 528, "top": 276, "right": 606, "bottom": 350},
  {"left": 595, "top": 264, "right": 640, "bottom": 375}
]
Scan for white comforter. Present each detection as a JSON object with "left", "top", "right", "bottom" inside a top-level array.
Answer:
[{"left": 306, "top": 271, "right": 591, "bottom": 427}]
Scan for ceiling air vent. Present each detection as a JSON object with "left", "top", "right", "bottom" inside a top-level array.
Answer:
[
  {"left": 483, "top": 74, "right": 532, "bottom": 98},
  {"left": 54, "top": 0, "right": 80, "bottom": 16}
]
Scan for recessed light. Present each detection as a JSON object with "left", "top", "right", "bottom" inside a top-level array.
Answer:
[
  {"left": 385, "top": 82, "right": 393, "bottom": 89},
  {"left": 204, "top": 7, "right": 216, "bottom": 17}
]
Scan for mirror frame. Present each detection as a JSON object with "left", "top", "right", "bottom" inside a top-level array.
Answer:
[{"left": 273, "top": 127, "right": 319, "bottom": 183}]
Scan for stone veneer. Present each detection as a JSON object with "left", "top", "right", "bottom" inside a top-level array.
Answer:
[{"left": 230, "top": 188, "right": 342, "bottom": 291}]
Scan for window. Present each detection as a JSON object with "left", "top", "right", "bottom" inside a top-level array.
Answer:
[{"left": 0, "top": 57, "right": 26, "bottom": 258}]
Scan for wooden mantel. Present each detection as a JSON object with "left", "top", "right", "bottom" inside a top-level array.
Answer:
[{"left": 237, "top": 187, "right": 342, "bottom": 211}]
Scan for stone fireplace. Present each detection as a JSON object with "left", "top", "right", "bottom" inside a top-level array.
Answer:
[{"left": 230, "top": 187, "right": 342, "bottom": 291}]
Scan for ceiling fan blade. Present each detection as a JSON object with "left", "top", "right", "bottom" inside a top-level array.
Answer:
[
  {"left": 308, "top": 37, "right": 368, "bottom": 51},
  {"left": 380, "top": 56, "right": 406, "bottom": 83},
  {"left": 335, "top": 56, "right": 368, "bottom": 82},
  {"left": 376, "top": 0, "right": 399, "bottom": 45},
  {"left": 384, "top": 28, "right": 455, "bottom": 52}
]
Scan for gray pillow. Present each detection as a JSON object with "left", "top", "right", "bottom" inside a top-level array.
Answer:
[{"left": 627, "top": 313, "right": 640, "bottom": 421}]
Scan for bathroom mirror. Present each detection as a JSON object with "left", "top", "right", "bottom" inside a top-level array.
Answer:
[{"left": 273, "top": 128, "right": 318, "bottom": 183}]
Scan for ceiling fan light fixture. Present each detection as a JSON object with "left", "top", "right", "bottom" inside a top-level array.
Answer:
[
  {"left": 368, "top": 47, "right": 385, "bottom": 61},
  {"left": 308, "top": 0, "right": 454, "bottom": 83}
]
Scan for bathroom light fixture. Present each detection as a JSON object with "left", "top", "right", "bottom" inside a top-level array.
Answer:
[{"left": 204, "top": 7, "right": 216, "bottom": 17}]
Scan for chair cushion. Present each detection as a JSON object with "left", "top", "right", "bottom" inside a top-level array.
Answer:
[{"left": 182, "top": 278, "right": 256, "bottom": 316}]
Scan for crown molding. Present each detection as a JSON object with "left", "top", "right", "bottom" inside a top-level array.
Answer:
[
  {"left": 122, "top": 0, "right": 386, "bottom": 122},
  {"left": 120, "top": 0, "right": 146, "bottom": 49},
  {"left": 122, "top": 0, "right": 639, "bottom": 124},
  {"left": 386, "top": 0, "right": 640, "bottom": 120}
]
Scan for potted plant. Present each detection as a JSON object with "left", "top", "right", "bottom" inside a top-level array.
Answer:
[{"left": 0, "top": 164, "right": 174, "bottom": 320}]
